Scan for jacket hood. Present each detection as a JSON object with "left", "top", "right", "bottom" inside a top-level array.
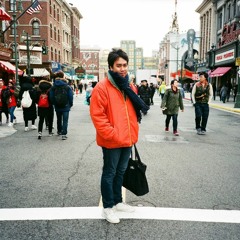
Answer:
[
  {"left": 38, "top": 80, "right": 52, "bottom": 91},
  {"left": 54, "top": 78, "right": 68, "bottom": 87}
]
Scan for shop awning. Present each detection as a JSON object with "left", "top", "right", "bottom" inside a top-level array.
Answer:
[
  {"left": 170, "top": 69, "right": 194, "bottom": 79},
  {"left": 0, "top": 61, "right": 23, "bottom": 75},
  {"left": 209, "top": 67, "right": 231, "bottom": 77},
  {"left": 23, "top": 68, "right": 50, "bottom": 77},
  {"left": 0, "top": 8, "right": 12, "bottom": 21}
]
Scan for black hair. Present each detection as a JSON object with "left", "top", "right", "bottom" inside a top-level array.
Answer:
[
  {"left": 55, "top": 70, "right": 64, "bottom": 78},
  {"left": 171, "top": 79, "right": 178, "bottom": 85},
  {"left": 107, "top": 48, "right": 129, "bottom": 69},
  {"left": 199, "top": 72, "right": 208, "bottom": 80}
]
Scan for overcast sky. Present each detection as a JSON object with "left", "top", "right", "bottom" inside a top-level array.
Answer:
[{"left": 69, "top": 0, "right": 203, "bottom": 56}]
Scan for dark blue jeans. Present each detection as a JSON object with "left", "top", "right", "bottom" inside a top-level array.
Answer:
[
  {"left": 8, "top": 106, "right": 16, "bottom": 123},
  {"left": 194, "top": 102, "right": 209, "bottom": 131},
  {"left": 165, "top": 114, "right": 178, "bottom": 131},
  {"left": 56, "top": 111, "right": 69, "bottom": 135},
  {"left": 101, "top": 147, "right": 132, "bottom": 208}
]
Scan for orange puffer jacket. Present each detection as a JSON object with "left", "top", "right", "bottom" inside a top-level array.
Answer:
[{"left": 90, "top": 77, "right": 139, "bottom": 149}]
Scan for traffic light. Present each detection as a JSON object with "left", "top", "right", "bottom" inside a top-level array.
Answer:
[
  {"left": 42, "top": 46, "right": 48, "bottom": 55},
  {"left": 164, "top": 63, "right": 168, "bottom": 69}
]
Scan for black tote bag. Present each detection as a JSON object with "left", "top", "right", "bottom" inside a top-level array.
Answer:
[{"left": 123, "top": 144, "right": 149, "bottom": 196}]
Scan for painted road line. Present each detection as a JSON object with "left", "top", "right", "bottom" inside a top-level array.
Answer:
[{"left": 0, "top": 207, "right": 240, "bottom": 223}]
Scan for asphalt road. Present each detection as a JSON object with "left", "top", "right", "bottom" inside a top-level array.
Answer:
[{"left": 0, "top": 92, "right": 240, "bottom": 240}]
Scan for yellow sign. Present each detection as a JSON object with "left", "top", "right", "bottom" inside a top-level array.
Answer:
[{"left": 235, "top": 57, "right": 240, "bottom": 66}]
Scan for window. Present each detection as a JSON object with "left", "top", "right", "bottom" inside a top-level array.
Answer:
[
  {"left": 49, "top": 0, "right": 52, "bottom": 15},
  {"left": 55, "top": 49, "right": 57, "bottom": 61},
  {"left": 9, "top": 0, "right": 15, "bottom": 11},
  {"left": 32, "top": 21, "right": 40, "bottom": 35},
  {"left": 58, "top": 29, "right": 60, "bottom": 42},
  {"left": 58, "top": 50, "right": 61, "bottom": 62},
  {"left": 54, "top": 27, "right": 57, "bottom": 40},
  {"left": 53, "top": 4, "right": 56, "bottom": 19},
  {"left": 11, "top": 24, "right": 16, "bottom": 35},
  {"left": 57, "top": 9, "right": 60, "bottom": 21},
  {"left": 51, "top": 47, "right": 54, "bottom": 60},
  {"left": 50, "top": 24, "right": 53, "bottom": 38}
]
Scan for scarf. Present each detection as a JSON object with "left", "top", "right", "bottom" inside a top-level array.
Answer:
[{"left": 108, "top": 70, "right": 149, "bottom": 123}]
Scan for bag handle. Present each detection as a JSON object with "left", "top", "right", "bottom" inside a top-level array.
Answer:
[{"left": 133, "top": 144, "right": 142, "bottom": 163}]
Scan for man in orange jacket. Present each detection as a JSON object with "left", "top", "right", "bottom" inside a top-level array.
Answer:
[{"left": 90, "top": 49, "right": 149, "bottom": 224}]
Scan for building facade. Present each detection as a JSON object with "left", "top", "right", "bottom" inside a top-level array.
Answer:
[
  {"left": 196, "top": 0, "right": 240, "bottom": 107},
  {"left": 0, "top": 0, "right": 82, "bottom": 81}
]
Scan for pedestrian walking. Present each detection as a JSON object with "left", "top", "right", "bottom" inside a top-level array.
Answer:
[
  {"left": 220, "top": 84, "right": 228, "bottom": 103},
  {"left": 161, "top": 79, "right": 184, "bottom": 136},
  {"left": 84, "top": 82, "right": 93, "bottom": 105},
  {"left": 149, "top": 82, "right": 156, "bottom": 105},
  {"left": 90, "top": 48, "right": 149, "bottom": 224},
  {"left": 36, "top": 80, "right": 54, "bottom": 139},
  {"left": 0, "top": 79, "right": 9, "bottom": 125},
  {"left": 159, "top": 81, "right": 166, "bottom": 100},
  {"left": 19, "top": 78, "right": 38, "bottom": 132},
  {"left": 138, "top": 80, "right": 151, "bottom": 110},
  {"left": 6, "top": 80, "right": 17, "bottom": 127},
  {"left": 233, "top": 83, "right": 238, "bottom": 102},
  {"left": 50, "top": 71, "right": 73, "bottom": 140},
  {"left": 192, "top": 72, "right": 213, "bottom": 135},
  {"left": 212, "top": 82, "right": 216, "bottom": 100}
]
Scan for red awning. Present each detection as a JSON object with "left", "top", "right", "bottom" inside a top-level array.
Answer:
[
  {"left": 0, "top": 8, "right": 11, "bottom": 21},
  {"left": 209, "top": 67, "right": 231, "bottom": 77},
  {"left": 0, "top": 61, "right": 23, "bottom": 75},
  {"left": 170, "top": 69, "right": 195, "bottom": 79}
]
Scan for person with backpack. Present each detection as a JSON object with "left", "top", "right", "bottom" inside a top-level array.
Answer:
[
  {"left": 50, "top": 71, "right": 73, "bottom": 140},
  {"left": 0, "top": 79, "right": 9, "bottom": 125},
  {"left": 19, "top": 78, "right": 38, "bottom": 131},
  {"left": 36, "top": 79, "right": 54, "bottom": 139}
]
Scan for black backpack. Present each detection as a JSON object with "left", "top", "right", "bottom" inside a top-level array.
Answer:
[{"left": 54, "top": 85, "right": 68, "bottom": 108}]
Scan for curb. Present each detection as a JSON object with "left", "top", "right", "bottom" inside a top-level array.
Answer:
[{"left": 183, "top": 98, "right": 240, "bottom": 114}]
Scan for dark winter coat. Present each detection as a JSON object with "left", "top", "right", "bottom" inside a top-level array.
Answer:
[
  {"left": 138, "top": 85, "right": 151, "bottom": 106},
  {"left": 49, "top": 78, "right": 73, "bottom": 112},
  {"left": 36, "top": 80, "right": 54, "bottom": 117},
  {"left": 19, "top": 82, "right": 37, "bottom": 121},
  {"left": 161, "top": 88, "right": 184, "bottom": 115}
]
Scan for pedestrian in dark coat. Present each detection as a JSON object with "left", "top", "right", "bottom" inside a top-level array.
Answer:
[
  {"left": 138, "top": 80, "right": 151, "bottom": 109},
  {"left": 149, "top": 83, "right": 156, "bottom": 105},
  {"left": 161, "top": 79, "right": 184, "bottom": 136},
  {"left": 19, "top": 80, "right": 37, "bottom": 131},
  {"left": 36, "top": 80, "right": 54, "bottom": 139}
]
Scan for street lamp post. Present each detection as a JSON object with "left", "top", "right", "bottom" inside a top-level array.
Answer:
[
  {"left": 21, "top": 31, "right": 31, "bottom": 78},
  {"left": 12, "top": 0, "right": 24, "bottom": 88},
  {"left": 13, "top": 1, "right": 19, "bottom": 87}
]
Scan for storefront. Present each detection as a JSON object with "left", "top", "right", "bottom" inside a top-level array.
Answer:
[{"left": 207, "top": 41, "right": 238, "bottom": 92}]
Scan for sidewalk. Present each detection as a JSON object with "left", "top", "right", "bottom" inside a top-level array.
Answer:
[
  {"left": 0, "top": 107, "right": 24, "bottom": 138},
  {"left": 184, "top": 92, "right": 240, "bottom": 114}
]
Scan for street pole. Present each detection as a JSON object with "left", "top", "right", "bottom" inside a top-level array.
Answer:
[
  {"left": 26, "top": 32, "right": 31, "bottom": 78},
  {"left": 13, "top": 1, "right": 19, "bottom": 87}
]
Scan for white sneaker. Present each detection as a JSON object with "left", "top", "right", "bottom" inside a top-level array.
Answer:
[
  {"left": 115, "top": 202, "right": 135, "bottom": 213},
  {"left": 8, "top": 122, "right": 13, "bottom": 127},
  {"left": 25, "top": 127, "right": 29, "bottom": 132},
  {"left": 31, "top": 125, "right": 37, "bottom": 130},
  {"left": 102, "top": 208, "right": 120, "bottom": 224}
]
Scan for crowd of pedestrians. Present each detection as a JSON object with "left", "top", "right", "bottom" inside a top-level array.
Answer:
[{"left": 0, "top": 71, "right": 73, "bottom": 140}]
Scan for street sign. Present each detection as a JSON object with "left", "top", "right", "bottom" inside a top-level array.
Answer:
[{"left": 235, "top": 57, "right": 240, "bottom": 66}]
